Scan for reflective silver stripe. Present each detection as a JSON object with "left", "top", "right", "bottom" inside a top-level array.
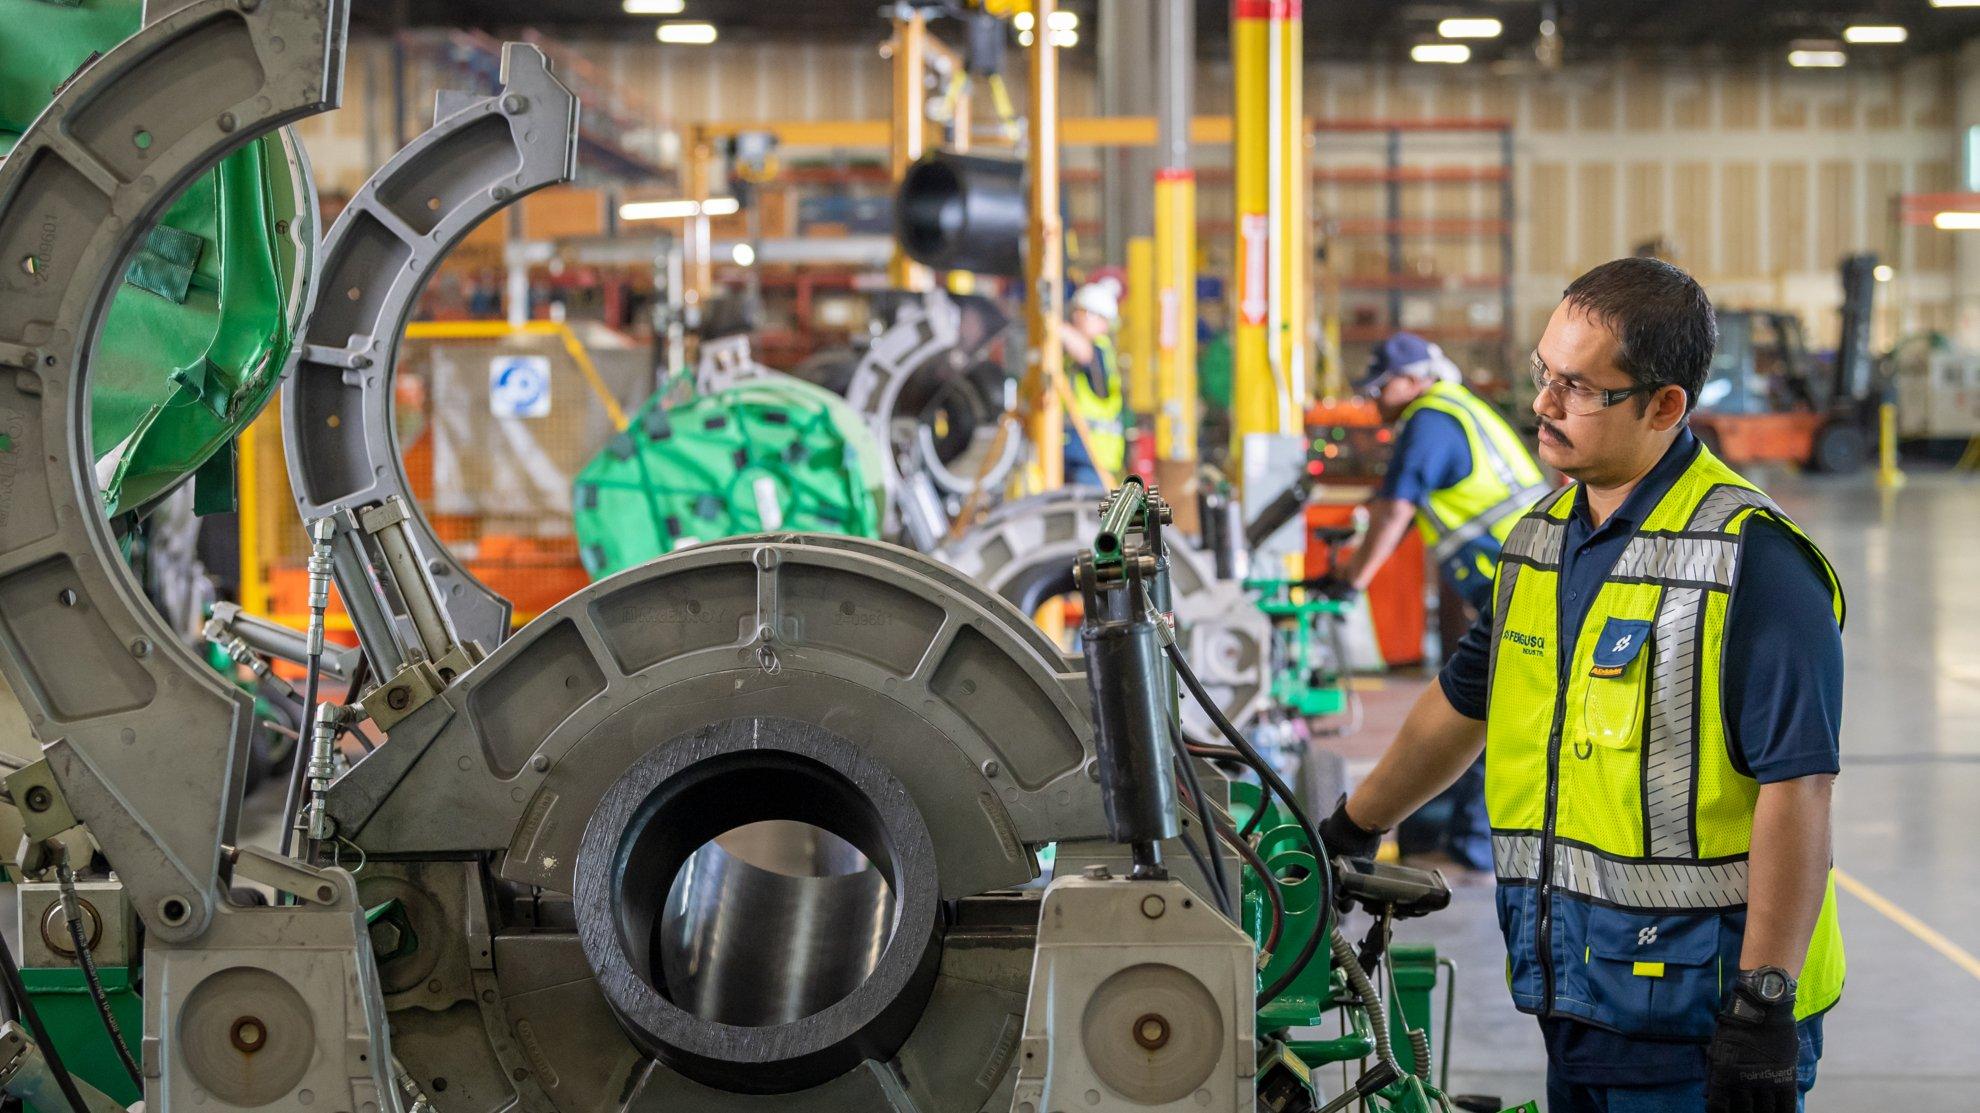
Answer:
[
  {"left": 1644, "top": 585, "right": 1707, "bottom": 857},
  {"left": 1499, "top": 514, "right": 1567, "bottom": 568},
  {"left": 1686, "top": 484, "right": 1776, "bottom": 532},
  {"left": 1612, "top": 535, "right": 1740, "bottom": 588},
  {"left": 1430, "top": 483, "right": 1553, "bottom": 564},
  {"left": 1485, "top": 556, "right": 1524, "bottom": 693},
  {"left": 1492, "top": 833, "right": 1749, "bottom": 910}
]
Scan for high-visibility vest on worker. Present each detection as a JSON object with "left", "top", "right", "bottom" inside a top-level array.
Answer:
[
  {"left": 1484, "top": 443, "right": 1847, "bottom": 1040},
  {"left": 1396, "top": 380, "right": 1549, "bottom": 596},
  {"left": 1068, "top": 333, "right": 1126, "bottom": 477}
]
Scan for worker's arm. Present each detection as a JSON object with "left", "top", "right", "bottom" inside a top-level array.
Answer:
[
  {"left": 1337, "top": 498, "right": 1417, "bottom": 593},
  {"left": 1340, "top": 681, "right": 1488, "bottom": 832},
  {"left": 1739, "top": 775, "right": 1835, "bottom": 975},
  {"left": 1059, "top": 327, "right": 1096, "bottom": 367}
]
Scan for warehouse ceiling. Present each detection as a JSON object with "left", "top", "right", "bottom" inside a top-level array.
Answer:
[{"left": 363, "top": 1, "right": 1980, "bottom": 63}]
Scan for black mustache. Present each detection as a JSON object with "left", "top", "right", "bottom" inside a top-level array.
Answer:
[{"left": 1538, "top": 418, "right": 1572, "bottom": 448}]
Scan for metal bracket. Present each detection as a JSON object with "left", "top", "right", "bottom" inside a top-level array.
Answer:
[
  {"left": 284, "top": 43, "right": 580, "bottom": 658},
  {"left": 2, "top": 762, "right": 77, "bottom": 843},
  {"left": 225, "top": 843, "right": 341, "bottom": 906},
  {"left": 359, "top": 658, "right": 446, "bottom": 735},
  {"left": 0, "top": 0, "right": 348, "bottom": 944}
]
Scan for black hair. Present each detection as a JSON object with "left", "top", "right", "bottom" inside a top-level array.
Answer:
[{"left": 1561, "top": 258, "right": 1716, "bottom": 412}]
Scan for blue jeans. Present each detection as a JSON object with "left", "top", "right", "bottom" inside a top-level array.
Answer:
[{"left": 1544, "top": 1024, "right": 1821, "bottom": 1112}]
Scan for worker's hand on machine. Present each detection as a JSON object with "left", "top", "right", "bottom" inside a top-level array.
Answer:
[
  {"left": 1306, "top": 575, "right": 1361, "bottom": 603},
  {"left": 1317, "top": 796, "right": 1385, "bottom": 862},
  {"left": 1704, "top": 974, "right": 1800, "bottom": 1113}
]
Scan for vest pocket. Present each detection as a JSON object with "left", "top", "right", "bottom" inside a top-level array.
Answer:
[{"left": 1582, "top": 906, "right": 1721, "bottom": 1040}]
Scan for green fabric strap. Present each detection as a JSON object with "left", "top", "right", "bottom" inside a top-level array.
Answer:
[{"left": 123, "top": 224, "right": 205, "bottom": 304}]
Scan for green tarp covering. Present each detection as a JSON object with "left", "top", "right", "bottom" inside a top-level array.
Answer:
[
  {"left": 573, "top": 376, "right": 886, "bottom": 579},
  {"left": 2, "top": 0, "right": 310, "bottom": 519}
]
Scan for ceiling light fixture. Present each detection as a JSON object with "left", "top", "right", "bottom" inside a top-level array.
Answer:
[
  {"left": 1050, "top": 28, "right": 1078, "bottom": 47},
  {"left": 1437, "top": 17, "right": 1503, "bottom": 39},
  {"left": 622, "top": 0, "right": 685, "bottom": 14},
  {"left": 656, "top": 21, "right": 718, "bottom": 44},
  {"left": 1843, "top": 25, "right": 1908, "bottom": 44},
  {"left": 1930, "top": 0, "right": 1980, "bottom": 7},
  {"left": 731, "top": 243, "right": 756, "bottom": 267},
  {"left": 1787, "top": 49, "right": 1847, "bottom": 68},
  {"left": 620, "top": 197, "right": 739, "bottom": 221},
  {"left": 1411, "top": 43, "right": 1472, "bottom": 64},
  {"left": 1013, "top": 11, "right": 1033, "bottom": 31},
  {"left": 1047, "top": 10, "right": 1078, "bottom": 31},
  {"left": 1933, "top": 211, "right": 1980, "bottom": 230},
  {"left": 1873, "top": 264, "right": 1895, "bottom": 282}
]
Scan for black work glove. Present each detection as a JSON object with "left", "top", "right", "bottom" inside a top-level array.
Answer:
[
  {"left": 1705, "top": 976, "right": 1799, "bottom": 1113},
  {"left": 1313, "top": 576, "right": 1361, "bottom": 602},
  {"left": 1317, "top": 796, "right": 1384, "bottom": 862}
]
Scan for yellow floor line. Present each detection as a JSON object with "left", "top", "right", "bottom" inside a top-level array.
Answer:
[{"left": 1834, "top": 867, "right": 1980, "bottom": 982}]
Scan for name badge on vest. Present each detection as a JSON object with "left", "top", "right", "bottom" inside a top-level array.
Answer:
[{"left": 1588, "top": 617, "right": 1651, "bottom": 678}]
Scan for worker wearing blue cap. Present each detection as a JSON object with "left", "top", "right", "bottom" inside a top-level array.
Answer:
[{"left": 1329, "top": 331, "right": 1549, "bottom": 870}]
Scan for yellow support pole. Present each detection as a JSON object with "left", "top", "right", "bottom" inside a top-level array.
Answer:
[
  {"left": 1231, "top": 0, "right": 1299, "bottom": 481},
  {"left": 1025, "top": 0, "right": 1065, "bottom": 493},
  {"left": 1126, "top": 236, "right": 1156, "bottom": 423},
  {"left": 890, "top": 11, "right": 935, "bottom": 292},
  {"left": 237, "top": 413, "right": 271, "bottom": 618},
  {"left": 1154, "top": 169, "right": 1198, "bottom": 464},
  {"left": 1276, "top": 0, "right": 1308, "bottom": 414},
  {"left": 1878, "top": 401, "right": 1907, "bottom": 489}
]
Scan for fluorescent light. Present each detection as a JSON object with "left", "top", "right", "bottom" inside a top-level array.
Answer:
[
  {"left": 731, "top": 243, "right": 756, "bottom": 267},
  {"left": 622, "top": 0, "right": 685, "bottom": 13},
  {"left": 1873, "top": 264, "right": 1895, "bottom": 282},
  {"left": 1438, "top": 17, "right": 1502, "bottom": 39},
  {"left": 1788, "top": 49, "right": 1847, "bottom": 68},
  {"left": 1047, "top": 10, "right": 1077, "bottom": 31},
  {"left": 1843, "top": 25, "right": 1908, "bottom": 44},
  {"left": 1931, "top": 1, "right": 1980, "bottom": 7},
  {"left": 1050, "top": 28, "right": 1077, "bottom": 47},
  {"left": 1933, "top": 211, "right": 1980, "bottom": 230},
  {"left": 1013, "top": 11, "right": 1033, "bottom": 31},
  {"left": 1017, "top": 29, "right": 1034, "bottom": 46},
  {"left": 619, "top": 197, "right": 739, "bottom": 221},
  {"left": 1411, "top": 43, "right": 1471, "bottom": 64},
  {"left": 656, "top": 21, "right": 717, "bottom": 44}
]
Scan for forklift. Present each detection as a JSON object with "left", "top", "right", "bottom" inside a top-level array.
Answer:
[{"left": 1691, "top": 253, "right": 1882, "bottom": 474}]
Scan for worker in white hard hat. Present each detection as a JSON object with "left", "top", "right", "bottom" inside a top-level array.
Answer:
[{"left": 1059, "top": 280, "right": 1126, "bottom": 487}]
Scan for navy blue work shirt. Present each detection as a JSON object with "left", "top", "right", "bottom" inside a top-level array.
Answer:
[
  {"left": 1437, "top": 427, "right": 1842, "bottom": 1085},
  {"left": 1377, "top": 409, "right": 1471, "bottom": 506}
]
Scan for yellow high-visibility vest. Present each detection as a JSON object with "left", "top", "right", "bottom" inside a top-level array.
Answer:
[
  {"left": 1484, "top": 441, "right": 1845, "bottom": 1038},
  {"left": 1068, "top": 334, "right": 1126, "bottom": 475},
  {"left": 1396, "top": 381, "right": 1548, "bottom": 592}
]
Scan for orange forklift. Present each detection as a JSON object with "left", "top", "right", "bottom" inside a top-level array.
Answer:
[{"left": 1691, "top": 253, "right": 1882, "bottom": 474}]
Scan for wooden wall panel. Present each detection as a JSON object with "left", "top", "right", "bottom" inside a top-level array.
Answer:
[
  {"left": 1768, "top": 163, "right": 1809, "bottom": 274},
  {"left": 1529, "top": 162, "right": 1568, "bottom": 277},
  {"left": 1865, "top": 71, "right": 1900, "bottom": 130},
  {"left": 1624, "top": 67, "right": 1663, "bottom": 130},
  {"left": 1674, "top": 162, "right": 1713, "bottom": 274},
  {"left": 1576, "top": 164, "right": 1617, "bottom": 272},
  {"left": 1672, "top": 76, "right": 1710, "bottom": 130},
  {"left": 1865, "top": 161, "right": 1903, "bottom": 261},
  {"left": 1815, "top": 160, "right": 1856, "bottom": 266},
  {"left": 1532, "top": 86, "right": 1568, "bottom": 132},
  {"left": 1721, "top": 163, "right": 1760, "bottom": 277},
  {"left": 1579, "top": 76, "right": 1617, "bottom": 131},
  {"left": 1915, "top": 160, "right": 1957, "bottom": 271},
  {"left": 1625, "top": 161, "right": 1667, "bottom": 250},
  {"left": 1721, "top": 71, "right": 1759, "bottom": 130}
]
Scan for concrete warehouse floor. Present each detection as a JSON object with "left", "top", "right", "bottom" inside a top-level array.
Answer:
[{"left": 1325, "top": 466, "right": 1980, "bottom": 1110}]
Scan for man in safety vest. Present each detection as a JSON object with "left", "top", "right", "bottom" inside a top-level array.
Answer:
[
  {"left": 1327, "top": 332, "right": 1548, "bottom": 872},
  {"left": 1331, "top": 331, "right": 1549, "bottom": 610},
  {"left": 1060, "top": 280, "right": 1126, "bottom": 487},
  {"left": 1320, "top": 259, "right": 1845, "bottom": 1113}
]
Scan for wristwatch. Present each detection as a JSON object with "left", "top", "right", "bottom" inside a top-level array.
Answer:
[{"left": 1737, "top": 966, "right": 1797, "bottom": 1006}]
